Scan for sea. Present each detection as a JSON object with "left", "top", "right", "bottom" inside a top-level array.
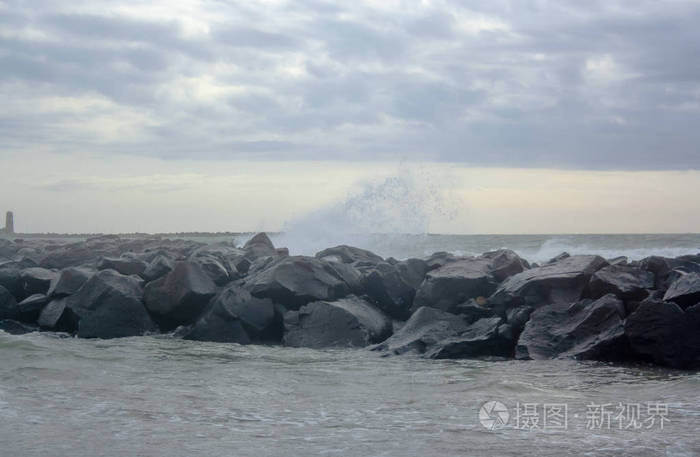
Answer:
[{"left": 1, "top": 233, "right": 699, "bottom": 456}]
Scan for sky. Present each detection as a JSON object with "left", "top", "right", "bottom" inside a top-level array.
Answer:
[{"left": 0, "top": 0, "right": 699, "bottom": 234}]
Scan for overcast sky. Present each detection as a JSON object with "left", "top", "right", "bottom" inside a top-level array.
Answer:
[{"left": 1, "top": 0, "right": 699, "bottom": 234}]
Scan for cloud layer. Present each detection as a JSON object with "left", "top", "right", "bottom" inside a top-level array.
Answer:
[{"left": 2, "top": 0, "right": 700, "bottom": 169}]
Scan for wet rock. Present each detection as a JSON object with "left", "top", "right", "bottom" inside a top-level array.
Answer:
[
  {"left": 68, "top": 270, "right": 156, "bottom": 338},
  {"left": 283, "top": 295, "right": 391, "bottom": 348},
  {"left": 244, "top": 256, "right": 352, "bottom": 310},
  {"left": 361, "top": 262, "right": 419, "bottom": 320},
  {"left": 624, "top": 300, "right": 689, "bottom": 368},
  {"left": 142, "top": 255, "right": 175, "bottom": 282},
  {"left": 515, "top": 294, "right": 627, "bottom": 361},
  {"left": 191, "top": 254, "right": 230, "bottom": 286},
  {"left": 16, "top": 293, "right": 49, "bottom": 323},
  {"left": 587, "top": 265, "right": 654, "bottom": 301},
  {"left": 47, "top": 267, "right": 92, "bottom": 297},
  {"left": 639, "top": 256, "right": 700, "bottom": 289},
  {"left": 662, "top": 272, "right": 700, "bottom": 309},
  {"left": 424, "top": 251, "right": 458, "bottom": 271},
  {"left": 184, "top": 285, "right": 282, "bottom": 344},
  {"left": 144, "top": 261, "right": 217, "bottom": 330},
  {"left": 454, "top": 299, "right": 495, "bottom": 324},
  {"left": 0, "top": 319, "right": 38, "bottom": 335},
  {"left": 243, "top": 232, "right": 277, "bottom": 258},
  {"left": 490, "top": 255, "right": 609, "bottom": 313},
  {"left": 315, "top": 245, "right": 384, "bottom": 265},
  {"left": 20, "top": 267, "right": 57, "bottom": 296},
  {"left": 0, "top": 285, "right": 19, "bottom": 320},
  {"left": 0, "top": 262, "right": 24, "bottom": 300},
  {"left": 424, "top": 317, "right": 513, "bottom": 359},
  {"left": 97, "top": 257, "right": 147, "bottom": 277},
  {"left": 481, "top": 249, "right": 530, "bottom": 282},
  {"left": 412, "top": 257, "right": 497, "bottom": 314},
  {"left": 371, "top": 306, "right": 469, "bottom": 356},
  {"left": 37, "top": 297, "right": 79, "bottom": 333}
]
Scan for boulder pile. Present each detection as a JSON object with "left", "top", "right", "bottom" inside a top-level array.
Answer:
[{"left": 0, "top": 234, "right": 699, "bottom": 369}]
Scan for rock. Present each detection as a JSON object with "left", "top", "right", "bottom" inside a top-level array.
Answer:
[
  {"left": 490, "top": 255, "right": 609, "bottom": 313},
  {"left": 191, "top": 255, "right": 230, "bottom": 286},
  {"left": 144, "top": 261, "right": 217, "bottom": 330},
  {"left": 244, "top": 256, "right": 352, "bottom": 310},
  {"left": 371, "top": 306, "right": 469, "bottom": 356},
  {"left": 607, "top": 256, "right": 628, "bottom": 266},
  {"left": 515, "top": 294, "right": 627, "bottom": 361},
  {"left": 47, "top": 267, "right": 92, "bottom": 297},
  {"left": 142, "top": 255, "right": 175, "bottom": 282},
  {"left": 424, "top": 251, "right": 458, "bottom": 271},
  {"left": 68, "top": 270, "right": 156, "bottom": 338},
  {"left": 20, "top": 267, "right": 57, "bottom": 296},
  {"left": 361, "top": 262, "right": 418, "bottom": 320},
  {"left": 546, "top": 252, "right": 570, "bottom": 264},
  {"left": 0, "top": 285, "right": 19, "bottom": 320},
  {"left": 315, "top": 245, "right": 383, "bottom": 265},
  {"left": 454, "top": 299, "right": 496, "bottom": 324},
  {"left": 412, "top": 257, "right": 499, "bottom": 314},
  {"left": 40, "top": 243, "right": 113, "bottom": 269},
  {"left": 587, "top": 265, "right": 654, "bottom": 301},
  {"left": 243, "top": 232, "right": 277, "bottom": 258},
  {"left": 662, "top": 272, "right": 700, "bottom": 309},
  {"left": 184, "top": 285, "right": 282, "bottom": 344},
  {"left": 283, "top": 295, "right": 391, "bottom": 348},
  {"left": 481, "top": 249, "right": 530, "bottom": 282},
  {"left": 424, "top": 317, "right": 513, "bottom": 359},
  {"left": 625, "top": 300, "right": 688, "bottom": 368},
  {"left": 0, "top": 262, "right": 24, "bottom": 300},
  {"left": 683, "top": 304, "right": 700, "bottom": 368},
  {"left": 16, "top": 294, "right": 49, "bottom": 323},
  {"left": 639, "top": 256, "right": 700, "bottom": 289},
  {"left": 0, "top": 319, "right": 38, "bottom": 335},
  {"left": 97, "top": 257, "right": 147, "bottom": 276},
  {"left": 37, "top": 297, "right": 79, "bottom": 332}
]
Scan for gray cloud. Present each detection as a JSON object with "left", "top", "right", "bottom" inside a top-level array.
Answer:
[{"left": 1, "top": 0, "right": 700, "bottom": 169}]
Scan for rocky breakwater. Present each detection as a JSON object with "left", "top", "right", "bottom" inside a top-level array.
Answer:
[{"left": 0, "top": 235, "right": 699, "bottom": 369}]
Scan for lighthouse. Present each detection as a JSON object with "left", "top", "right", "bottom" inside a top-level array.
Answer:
[{"left": 3, "top": 211, "right": 13, "bottom": 234}]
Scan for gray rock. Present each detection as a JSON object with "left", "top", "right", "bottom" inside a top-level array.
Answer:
[
  {"left": 371, "top": 306, "right": 469, "bottom": 356},
  {"left": 16, "top": 293, "right": 49, "bottom": 323},
  {"left": 490, "top": 255, "right": 609, "bottom": 313},
  {"left": 184, "top": 285, "right": 282, "bottom": 344},
  {"left": 244, "top": 256, "right": 352, "bottom": 310},
  {"left": 0, "top": 319, "right": 38, "bottom": 335},
  {"left": 144, "top": 261, "right": 217, "bottom": 330},
  {"left": 315, "top": 245, "right": 384, "bottom": 265},
  {"left": 70, "top": 270, "right": 156, "bottom": 338},
  {"left": 515, "top": 294, "right": 627, "bottom": 361},
  {"left": 424, "top": 317, "right": 513, "bottom": 359},
  {"left": 20, "top": 267, "right": 57, "bottom": 296},
  {"left": 587, "top": 265, "right": 654, "bottom": 301},
  {"left": 47, "top": 267, "right": 93, "bottom": 297},
  {"left": 0, "top": 284, "right": 19, "bottom": 320},
  {"left": 283, "top": 295, "right": 391, "bottom": 348},
  {"left": 142, "top": 255, "right": 175, "bottom": 282},
  {"left": 97, "top": 257, "right": 147, "bottom": 276},
  {"left": 662, "top": 272, "right": 700, "bottom": 309},
  {"left": 37, "top": 297, "right": 78, "bottom": 332},
  {"left": 625, "top": 300, "right": 688, "bottom": 368}
]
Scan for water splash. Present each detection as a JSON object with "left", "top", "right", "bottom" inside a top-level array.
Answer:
[{"left": 273, "top": 165, "right": 459, "bottom": 256}]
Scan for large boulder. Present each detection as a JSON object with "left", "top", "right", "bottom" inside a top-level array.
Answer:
[
  {"left": 361, "top": 260, "right": 426, "bottom": 320},
  {"left": 424, "top": 317, "right": 514, "bottom": 359},
  {"left": 662, "top": 272, "right": 700, "bottom": 309},
  {"left": 0, "top": 319, "right": 38, "bottom": 335},
  {"left": 0, "top": 285, "right": 19, "bottom": 320},
  {"left": 587, "top": 265, "right": 654, "bottom": 301},
  {"left": 141, "top": 255, "right": 175, "bottom": 282},
  {"left": 624, "top": 300, "right": 698, "bottom": 368},
  {"left": 283, "top": 295, "right": 391, "bottom": 348},
  {"left": 144, "top": 261, "right": 217, "bottom": 330},
  {"left": 371, "top": 306, "right": 469, "bottom": 356},
  {"left": 0, "top": 261, "right": 25, "bottom": 300},
  {"left": 47, "top": 267, "right": 93, "bottom": 297},
  {"left": 515, "top": 294, "right": 627, "bottom": 361},
  {"left": 244, "top": 256, "right": 352, "bottom": 310},
  {"left": 490, "top": 255, "right": 608, "bottom": 313},
  {"left": 37, "top": 297, "right": 78, "bottom": 332},
  {"left": 190, "top": 254, "right": 230, "bottom": 286},
  {"left": 315, "top": 245, "right": 384, "bottom": 265},
  {"left": 639, "top": 256, "right": 700, "bottom": 289},
  {"left": 16, "top": 294, "right": 49, "bottom": 323},
  {"left": 20, "top": 267, "right": 57, "bottom": 296},
  {"left": 97, "top": 257, "right": 147, "bottom": 277},
  {"left": 412, "top": 250, "right": 527, "bottom": 314},
  {"left": 184, "top": 285, "right": 282, "bottom": 344},
  {"left": 243, "top": 232, "right": 277, "bottom": 258},
  {"left": 68, "top": 270, "right": 156, "bottom": 338}
]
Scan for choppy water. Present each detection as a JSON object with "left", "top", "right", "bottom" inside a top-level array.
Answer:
[
  {"left": 1, "top": 332, "right": 699, "bottom": 457},
  {"left": 2, "top": 233, "right": 700, "bottom": 455}
]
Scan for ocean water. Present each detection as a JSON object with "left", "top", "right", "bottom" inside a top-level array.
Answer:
[{"left": 1, "top": 233, "right": 700, "bottom": 456}]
